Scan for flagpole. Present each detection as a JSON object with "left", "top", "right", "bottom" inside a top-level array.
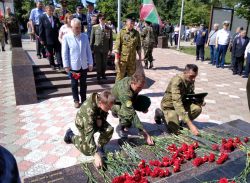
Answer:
[
  {"left": 177, "top": 0, "right": 184, "bottom": 51},
  {"left": 117, "top": 0, "right": 121, "bottom": 32}
]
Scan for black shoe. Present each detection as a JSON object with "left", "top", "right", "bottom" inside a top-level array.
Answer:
[
  {"left": 116, "top": 125, "right": 128, "bottom": 139},
  {"left": 37, "top": 55, "right": 42, "bottom": 59},
  {"left": 64, "top": 128, "right": 75, "bottom": 144},
  {"left": 233, "top": 72, "right": 237, "bottom": 75},
  {"left": 149, "top": 62, "right": 153, "bottom": 69},
  {"left": 144, "top": 63, "right": 148, "bottom": 69},
  {"left": 242, "top": 75, "right": 248, "bottom": 78},
  {"left": 51, "top": 65, "right": 56, "bottom": 70},
  {"left": 102, "top": 76, "right": 107, "bottom": 80},
  {"left": 2, "top": 47, "right": 5, "bottom": 51},
  {"left": 97, "top": 76, "right": 101, "bottom": 81},
  {"left": 154, "top": 108, "right": 164, "bottom": 124}
]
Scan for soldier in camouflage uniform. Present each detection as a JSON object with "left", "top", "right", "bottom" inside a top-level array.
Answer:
[
  {"left": 4, "top": 7, "right": 19, "bottom": 48},
  {"left": 155, "top": 64, "right": 202, "bottom": 136},
  {"left": 141, "top": 21, "right": 155, "bottom": 69},
  {"left": 0, "top": 15, "right": 6, "bottom": 51},
  {"left": 64, "top": 90, "right": 115, "bottom": 169},
  {"left": 114, "top": 14, "right": 142, "bottom": 82},
  {"left": 90, "top": 14, "right": 113, "bottom": 81},
  {"left": 111, "top": 73, "right": 154, "bottom": 145}
]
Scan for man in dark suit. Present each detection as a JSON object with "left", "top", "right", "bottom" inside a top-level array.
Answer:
[
  {"left": 73, "top": 5, "right": 87, "bottom": 32},
  {"left": 232, "top": 30, "right": 249, "bottom": 75},
  {"left": 194, "top": 24, "right": 208, "bottom": 61},
  {"left": 39, "top": 5, "right": 63, "bottom": 70}
]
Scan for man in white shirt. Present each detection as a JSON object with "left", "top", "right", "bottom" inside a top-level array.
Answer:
[
  {"left": 62, "top": 18, "right": 93, "bottom": 108},
  {"left": 215, "top": 21, "right": 231, "bottom": 68}
]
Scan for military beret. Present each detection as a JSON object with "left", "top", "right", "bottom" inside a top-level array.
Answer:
[
  {"left": 133, "top": 95, "right": 151, "bottom": 112},
  {"left": 125, "top": 13, "right": 138, "bottom": 22}
]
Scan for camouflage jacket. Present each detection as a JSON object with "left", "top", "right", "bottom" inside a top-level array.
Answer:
[
  {"left": 114, "top": 27, "right": 141, "bottom": 62},
  {"left": 4, "top": 13, "right": 19, "bottom": 33},
  {"left": 75, "top": 93, "right": 108, "bottom": 155},
  {"left": 112, "top": 77, "right": 143, "bottom": 130},
  {"left": 161, "top": 74, "right": 195, "bottom": 123},
  {"left": 141, "top": 26, "right": 155, "bottom": 47}
]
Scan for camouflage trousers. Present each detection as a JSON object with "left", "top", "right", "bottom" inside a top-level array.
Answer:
[
  {"left": 143, "top": 46, "right": 153, "bottom": 65},
  {"left": 162, "top": 103, "right": 202, "bottom": 132},
  {"left": 72, "top": 122, "right": 114, "bottom": 156},
  {"left": 112, "top": 104, "right": 143, "bottom": 130},
  {"left": 115, "top": 59, "right": 136, "bottom": 82}
]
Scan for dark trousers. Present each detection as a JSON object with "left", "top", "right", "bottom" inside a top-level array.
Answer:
[
  {"left": 196, "top": 44, "right": 205, "bottom": 61},
  {"left": 4, "top": 30, "right": 8, "bottom": 44},
  {"left": 35, "top": 25, "right": 45, "bottom": 57},
  {"left": 216, "top": 44, "right": 228, "bottom": 67},
  {"left": 174, "top": 34, "right": 178, "bottom": 46},
  {"left": 46, "top": 44, "right": 63, "bottom": 67},
  {"left": 209, "top": 45, "right": 217, "bottom": 64},
  {"left": 71, "top": 68, "right": 88, "bottom": 103},
  {"left": 233, "top": 56, "right": 244, "bottom": 75},
  {"left": 165, "top": 33, "right": 172, "bottom": 47},
  {"left": 244, "top": 53, "right": 250, "bottom": 76},
  {"left": 94, "top": 51, "right": 108, "bottom": 78}
]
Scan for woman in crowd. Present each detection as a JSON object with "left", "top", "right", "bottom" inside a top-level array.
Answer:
[{"left": 58, "top": 13, "right": 73, "bottom": 43}]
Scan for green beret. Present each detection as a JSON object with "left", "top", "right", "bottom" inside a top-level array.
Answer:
[
  {"left": 133, "top": 95, "right": 151, "bottom": 112},
  {"left": 125, "top": 12, "right": 138, "bottom": 22}
]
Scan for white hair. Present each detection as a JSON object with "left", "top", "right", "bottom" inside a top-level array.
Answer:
[
  {"left": 214, "top": 23, "right": 219, "bottom": 27},
  {"left": 71, "top": 18, "right": 81, "bottom": 27}
]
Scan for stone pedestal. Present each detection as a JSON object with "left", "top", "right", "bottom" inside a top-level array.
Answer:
[
  {"left": 10, "top": 34, "right": 22, "bottom": 48},
  {"left": 157, "top": 36, "right": 167, "bottom": 48}
]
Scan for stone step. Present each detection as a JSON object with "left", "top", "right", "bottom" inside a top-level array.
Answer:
[
  {"left": 34, "top": 70, "right": 116, "bottom": 82},
  {"left": 37, "top": 83, "right": 114, "bottom": 99},
  {"left": 36, "top": 76, "right": 116, "bottom": 91}
]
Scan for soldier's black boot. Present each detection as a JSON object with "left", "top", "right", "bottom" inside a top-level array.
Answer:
[
  {"left": 116, "top": 124, "right": 128, "bottom": 139},
  {"left": 64, "top": 128, "right": 75, "bottom": 144},
  {"left": 2, "top": 46, "right": 5, "bottom": 52},
  {"left": 144, "top": 62, "right": 148, "bottom": 69},
  {"left": 149, "top": 62, "right": 153, "bottom": 69},
  {"left": 154, "top": 108, "right": 164, "bottom": 124}
]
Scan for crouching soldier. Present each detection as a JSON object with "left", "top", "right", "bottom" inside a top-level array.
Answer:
[
  {"left": 64, "top": 90, "right": 115, "bottom": 169},
  {"left": 155, "top": 64, "right": 205, "bottom": 136},
  {"left": 111, "top": 72, "right": 154, "bottom": 145}
]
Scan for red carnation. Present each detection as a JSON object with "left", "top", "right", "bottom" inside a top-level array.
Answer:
[
  {"left": 244, "top": 137, "right": 249, "bottom": 143},
  {"left": 216, "top": 153, "right": 229, "bottom": 164},
  {"left": 212, "top": 144, "right": 219, "bottom": 151},
  {"left": 192, "top": 157, "right": 204, "bottom": 167},
  {"left": 203, "top": 155, "right": 209, "bottom": 162},
  {"left": 173, "top": 164, "right": 180, "bottom": 172},
  {"left": 209, "top": 153, "right": 215, "bottom": 162},
  {"left": 234, "top": 137, "right": 241, "bottom": 144},
  {"left": 218, "top": 177, "right": 229, "bottom": 183}
]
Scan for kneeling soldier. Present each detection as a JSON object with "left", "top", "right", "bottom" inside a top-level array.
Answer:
[
  {"left": 155, "top": 64, "right": 204, "bottom": 136},
  {"left": 64, "top": 90, "right": 115, "bottom": 169},
  {"left": 111, "top": 73, "right": 154, "bottom": 145}
]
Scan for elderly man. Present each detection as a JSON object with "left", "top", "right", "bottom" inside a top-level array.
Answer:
[
  {"left": 215, "top": 21, "right": 231, "bottom": 68},
  {"left": 207, "top": 23, "right": 219, "bottom": 65},
  {"left": 194, "top": 24, "right": 208, "bottom": 61},
  {"left": 62, "top": 18, "right": 93, "bottom": 108},
  {"left": 90, "top": 14, "right": 113, "bottom": 81},
  {"left": 155, "top": 64, "right": 204, "bottom": 136},
  {"left": 29, "top": 1, "right": 45, "bottom": 59},
  {"left": 114, "top": 14, "right": 142, "bottom": 82},
  {"left": 232, "top": 30, "right": 249, "bottom": 76}
]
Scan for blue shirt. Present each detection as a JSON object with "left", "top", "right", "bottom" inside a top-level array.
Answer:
[{"left": 29, "top": 8, "right": 44, "bottom": 25}]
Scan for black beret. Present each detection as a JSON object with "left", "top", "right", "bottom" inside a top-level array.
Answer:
[{"left": 133, "top": 95, "right": 151, "bottom": 112}]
